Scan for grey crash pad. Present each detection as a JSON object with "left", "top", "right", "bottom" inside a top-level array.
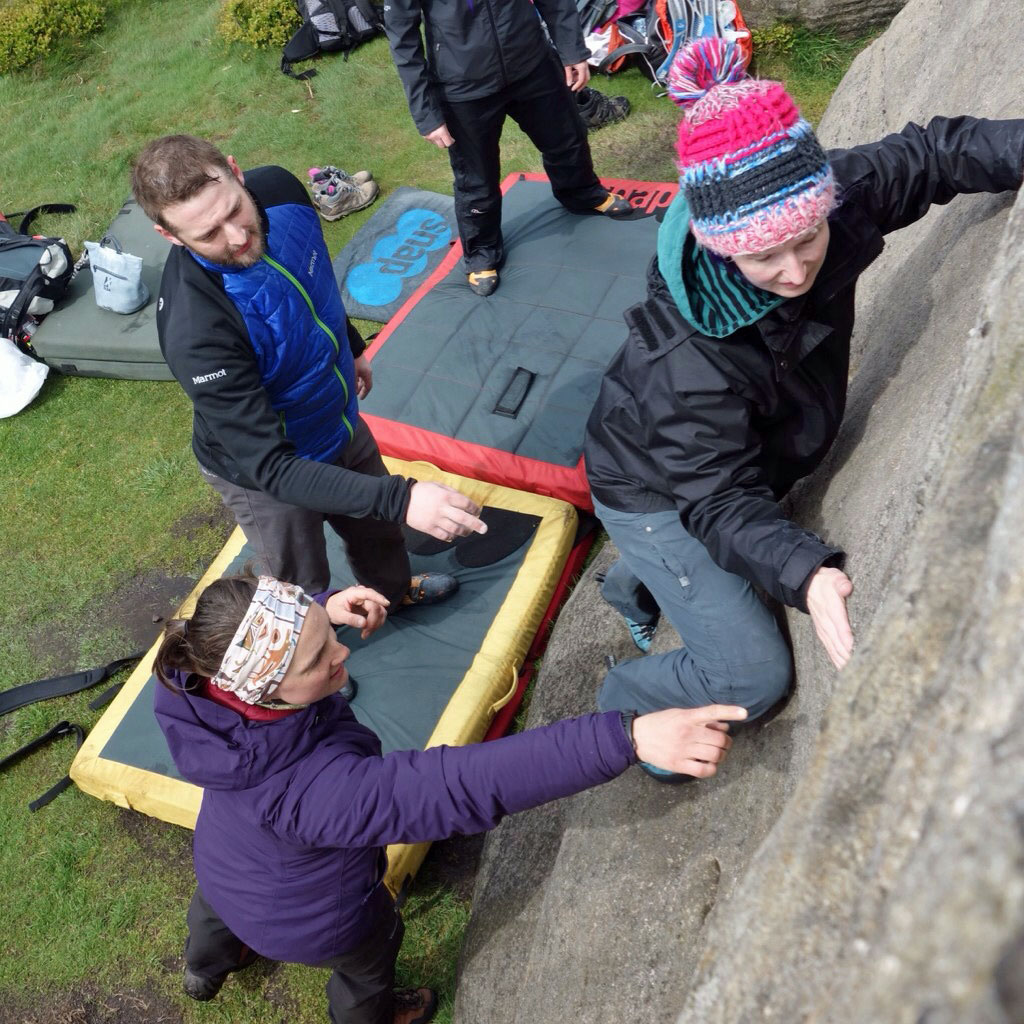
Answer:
[{"left": 31, "top": 198, "right": 172, "bottom": 380}]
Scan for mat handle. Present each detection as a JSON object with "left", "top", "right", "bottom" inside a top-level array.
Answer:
[{"left": 493, "top": 367, "right": 535, "bottom": 419}]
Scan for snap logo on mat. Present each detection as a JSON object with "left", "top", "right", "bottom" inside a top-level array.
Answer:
[{"left": 345, "top": 209, "right": 451, "bottom": 307}]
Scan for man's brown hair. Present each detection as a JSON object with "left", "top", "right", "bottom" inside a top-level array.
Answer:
[{"left": 131, "top": 135, "right": 234, "bottom": 229}]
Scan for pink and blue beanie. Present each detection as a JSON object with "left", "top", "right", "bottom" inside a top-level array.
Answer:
[{"left": 668, "top": 37, "right": 835, "bottom": 257}]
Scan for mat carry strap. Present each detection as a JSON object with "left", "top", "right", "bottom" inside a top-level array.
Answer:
[
  {"left": 0, "top": 720, "right": 86, "bottom": 810},
  {"left": 0, "top": 653, "right": 143, "bottom": 717}
]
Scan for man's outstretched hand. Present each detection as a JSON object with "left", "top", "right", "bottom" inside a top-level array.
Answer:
[
  {"left": 807, "top": 566, "right": 854, "bottom": 669},
  {"left": 405, "top": 481, "right": 487, "bottom": 542},
  {"left": 631, "top": 705, "right": 747, "bottom": 778}
]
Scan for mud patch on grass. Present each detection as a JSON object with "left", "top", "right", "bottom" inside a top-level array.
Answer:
[
  {"left": 114, "top": 807, "right": 192, "bottom": 873},
  {"left": 0, "top": 984, "right": 182, "bottom": 1024},
  {"left": 590, "top": 111, "right": 677, "bottom": 182},
  {"left": 22, "top": 502, "right": 235, "bottom": 679}
]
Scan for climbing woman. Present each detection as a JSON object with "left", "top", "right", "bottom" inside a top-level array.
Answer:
[{"left": 584, "top": 37, "right": 1024, "bottom": 757}]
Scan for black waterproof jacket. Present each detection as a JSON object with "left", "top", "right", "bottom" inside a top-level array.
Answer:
[
  {"left": 585, "top": 117, "right": 1024, "bottom": 612},
  {"left": 383, "top": 0, "right": 589, "bottom": 134}
]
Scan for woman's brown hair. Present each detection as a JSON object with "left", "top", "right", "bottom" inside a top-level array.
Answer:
[{"left": 154, "top": 575, "right": 259, "bottom": 693}]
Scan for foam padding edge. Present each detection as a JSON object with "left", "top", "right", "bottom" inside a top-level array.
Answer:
[
  {"left": 69, "top": 527, "right": 248, "bottom": 828},
  {"left": 380, "top": 458, "right": 577, "bottom": 892}
]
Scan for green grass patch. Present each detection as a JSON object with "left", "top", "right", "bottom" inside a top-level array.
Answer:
[
  {"left": 750, "top": 22, "right": 882, "bottom": 124},
  {"left": 0, "top": 3, "right": 869, "bottom": 1018}
]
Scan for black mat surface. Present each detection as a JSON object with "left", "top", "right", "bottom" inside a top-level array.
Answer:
[{"left": 361, "top": 177, "right": 664, "bottom": 468}]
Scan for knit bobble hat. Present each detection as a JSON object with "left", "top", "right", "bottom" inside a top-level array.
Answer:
[{"left": 668, "top": 37, "right": 835, "bottom": 257}]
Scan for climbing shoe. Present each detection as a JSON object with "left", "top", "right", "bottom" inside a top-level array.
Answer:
[
  {"left": 183, "top": 968, "right": 225, "bottom": 1001},
  {"left": 625, "top": 617, "right": 656, "bottom": 652},
  {"left": 577, "top": 87, "right": 630, "bottom": 131},
  {"left": 402, "top": 573, "right": 459, "bottom": 606},
  {"left": 393, "top": 987, "right": 438, "bottom": 1024},
  {"left": 467, "top": 268, "right": 499, "bottom": 296},
  {"left": 594, "top": 193, "right": 634, "bottom": 218}
]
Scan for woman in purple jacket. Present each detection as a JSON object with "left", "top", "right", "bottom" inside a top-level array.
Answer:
[{"left": 153, "top": 574, "right": 744, "bottom": 1024}]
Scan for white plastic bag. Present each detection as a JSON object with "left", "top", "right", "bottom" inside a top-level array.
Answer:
[{"left": 0, "top": 337, "right": 48, "bottom": 418}]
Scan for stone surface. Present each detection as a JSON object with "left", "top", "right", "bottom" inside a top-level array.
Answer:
[
  {"left": 742, "top": 0, "right": 905, "bottom": 36},
  {"left": 455, "top": 1, "right": 1024, "bottom": 1022}
]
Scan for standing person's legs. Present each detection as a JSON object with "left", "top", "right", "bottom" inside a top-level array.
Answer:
[
  {"left": 199, "top": 464, "right": 331, "bottom": 592},
  {"left": 317, "top": 901, "right": 406, "bottom": 1024},
  {"left": 592, "top": 497, "right": 792, "bottom": 720},
  {"left": 507, "top": 55, "right": 609, "bottom": 213},
  {"left": 325, "top": 419, "right": 412, "bottom": 608},
  {"left": 183, "top": 888, "right": 259, "bottom": 999},
  {"left": 441, "top": 93, "right": 508, "bottom": 272}
]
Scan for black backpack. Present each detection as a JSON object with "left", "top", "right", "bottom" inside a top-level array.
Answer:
[
  {"left": 281, "top": 0, "right": 384, "bottom": 79},
  {"left": 0, "top": 205, "right": 75, "bottom": 348}
]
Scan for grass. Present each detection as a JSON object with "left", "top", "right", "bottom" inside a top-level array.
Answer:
[{"left": 0, "top": 6, "right": 869, "bottom": 1021}]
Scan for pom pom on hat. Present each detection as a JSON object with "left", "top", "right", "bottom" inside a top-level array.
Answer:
[
  {"left": 667, "top": 37, "right": 835, "bottom": 257},
  {"left": 667, "top": 37, "right": 749, "bottom": 109}
]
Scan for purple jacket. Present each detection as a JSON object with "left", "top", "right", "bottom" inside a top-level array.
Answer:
[{"left": 153, "top": 668, "right": 635, "bottom": 963}]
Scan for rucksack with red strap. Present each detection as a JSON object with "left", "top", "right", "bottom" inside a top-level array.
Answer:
[
  {"left": 0, "top": 204, "right": 75, "bottom": 350},
  {"left": 585, "top": 0, "right": 752, "bottom": 83}
]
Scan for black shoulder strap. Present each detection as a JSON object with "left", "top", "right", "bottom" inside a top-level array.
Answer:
[
  {"left": 15, "top": 204, "right": 77, "bottom": 236},
  {"left": 282, "top": 19, "right": 320, "bottom": 78},
  {"left": 0, "top": 653, "right": 143, "bottom": 717},
  {"left": 0, "top": 720, "right": 86, "bottom": 810}
]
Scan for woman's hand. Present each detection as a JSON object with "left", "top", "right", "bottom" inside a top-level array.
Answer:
[
  {"left": 325, "top": 587, "right": 390, "bottom": 639},
  {"left": 631, "top": 705, "right": 747, "bottom": 777},
  {"left": 806, "top": 566, "right": 854, "bottom": 669}
]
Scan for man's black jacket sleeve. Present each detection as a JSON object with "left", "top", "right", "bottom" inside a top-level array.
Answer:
[{"left": 159, "top": 256, "right": 411, "bottom": 522}]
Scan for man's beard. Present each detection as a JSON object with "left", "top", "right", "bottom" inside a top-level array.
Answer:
[
  {"left": 221, "top": 224, "right": 266, "bottom": 268},
  {"left": 191, "top": 223, "right": 266, "bottom": 269}
]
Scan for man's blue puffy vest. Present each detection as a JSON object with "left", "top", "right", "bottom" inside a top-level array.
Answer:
[{"left": 193, "top": 202, "right": 358, "bottom": 464}]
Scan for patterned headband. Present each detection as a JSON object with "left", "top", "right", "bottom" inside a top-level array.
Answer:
[{"left": 211, "top": 577, "right": 312, "bottom": 705}]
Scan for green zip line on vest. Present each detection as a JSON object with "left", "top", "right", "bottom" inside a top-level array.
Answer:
[{"left": 262, "top": 254, "right": 355, "bottom": 442}]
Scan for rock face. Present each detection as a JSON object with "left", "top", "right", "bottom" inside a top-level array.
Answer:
[
  {"left": 454, "top": 1, "right": 1024, "bottom": 1022},
  {"left": 742, "top": 0, "right": 905, "bottom": 36}
]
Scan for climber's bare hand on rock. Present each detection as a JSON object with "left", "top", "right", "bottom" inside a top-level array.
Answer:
[
  {"left": 807, "top": 566, "right": 854, "bottom": 670},
  {"left": 632, "top": 705, "right": 747, "bottom": 778}
]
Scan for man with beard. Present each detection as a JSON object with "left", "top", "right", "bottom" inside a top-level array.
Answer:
[{"left": 132, "top": 135, "right": 485, "bottom": 613}]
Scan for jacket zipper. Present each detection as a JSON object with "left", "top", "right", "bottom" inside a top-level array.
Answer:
[
  {"left": 261, "top": 254, "right": 354, "bottom": 442},
  {"left": 481, "top": 0, "right": 508, "bottom": 88}
]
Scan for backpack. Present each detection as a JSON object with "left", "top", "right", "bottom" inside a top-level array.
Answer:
[
  {"left": 0, "top": 205, "right": 75, "bottom": 349},
  {"left": 589, "top": 0, "right": 751, "bottom": 84},
  {"left": 281, "top": 0, "right": 384, "bottom": 80}
]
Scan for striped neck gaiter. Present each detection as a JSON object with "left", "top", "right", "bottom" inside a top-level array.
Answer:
[{"left": 658, "top": 190, "right": 783, "bottom": 339}]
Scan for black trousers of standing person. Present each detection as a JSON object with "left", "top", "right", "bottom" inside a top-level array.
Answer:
[
  {"left": 185, "top": 887, "right": 406, "bottom": 1024},
  {"left": 442, "top": 51, "right": 608, "bottom": 272}
]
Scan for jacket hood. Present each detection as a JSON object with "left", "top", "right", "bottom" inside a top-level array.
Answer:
[{"left": 154, "top": 668, "right": 322, "bottom": 791}]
